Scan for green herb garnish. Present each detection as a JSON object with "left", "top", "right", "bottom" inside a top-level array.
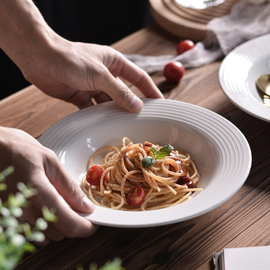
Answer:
[{"left": 142, "top": 144, "right": 174, "bottom": 167}]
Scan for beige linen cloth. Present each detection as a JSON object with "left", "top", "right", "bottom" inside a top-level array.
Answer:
[{"left": 125, "top": 0, "right": 270, "bottom": 73}]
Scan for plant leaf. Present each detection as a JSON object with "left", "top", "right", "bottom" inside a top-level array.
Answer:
[
  {"left": 42, "top": 206, "right": 57, "bottom": 222},
  {"left": 142, "top": 156, "right": 157, "bottom": 167},
  {"left": 10, "top": 234, "right": 26, "bottom": 247},
  {"left": 9, "top": 192, "right": 27, "bottom": 207},
  {"left": 35, "top": 218, "right": 48, "bottom": 231},
  {"left": 1, "top": 207, "right": 10, "bottom": 217},
  {"left": 10, "top": 206, "right": 23, "bottom": 217},
  {"left": 1, "top": 216, "right": 18, "bottom": 228},
  {"left": 98, "top": 258, "right": 124, "bottom": 270},
  {"left": 5, "top": 227, "right": 16, "bottom": 238},
  {"left": 150, "top": 147, "right": 157, "bottom": 156},
  {"left": 23, "top": 242, "right": 36, "bottom": 253},
  {"left": 23, "top": 223, "right": 32, "bottom": 239},
  {"left": 0, "top": 183, "right": 7, "bottom": 191},
  {"left": 155, "top": 144, "right": 174, "bottom": 160},
  {"left": 17, "top": 182, "right": 37, "bottom": 198},
  {"left": 30, "top": 231, "right": 45, "bottom": 242},
  {"left": 0, "top": 166, "right": 14, "bottom": 182}
]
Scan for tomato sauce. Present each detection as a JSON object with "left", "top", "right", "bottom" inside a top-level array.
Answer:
[
  {"left": 177, "top": 176, "right": 194, "bottom": 188},
  {"left": 142, "top": 142, "right": 195, "bottom": 188},
  {"left": 169, "top": 153, "right": 195, "bottom": 188}
]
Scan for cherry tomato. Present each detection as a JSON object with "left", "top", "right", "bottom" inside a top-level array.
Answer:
[
  {"left": 86, "top": 165, "right": 105, "bottom": 185},
  {"left": 126, "top": 185, "right": 145, "bottom": 206},
  {"left": 163, "top": 61, "right": 185, "bottom": 82},
  {"left": 176, "top": 39, "right": 195, "bottom": 55}
]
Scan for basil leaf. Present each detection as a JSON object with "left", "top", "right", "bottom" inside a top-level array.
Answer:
[
  {"left": 142, "top": 156, "right": 157, "bottom": 167},
  {"left": 155, "top": 144, "right": 174, "bottom": 160},
  {"left": 150, "top": 147, "right": 157, "bottom": 156}
]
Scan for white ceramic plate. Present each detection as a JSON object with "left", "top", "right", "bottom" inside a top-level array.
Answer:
[
  {"left": 219, "top": 34, "right": 270, "bottom": 122},
  {"left": 39, "top": 99, "right": 251, "bottom": 228}
]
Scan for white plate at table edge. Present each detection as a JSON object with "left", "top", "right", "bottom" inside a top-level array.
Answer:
[
  {"left": 39, "top": 99, "right": 252, "bottom": 228},
  {"left": 219, "top": 34, "right": 270, "bottom": 122}
]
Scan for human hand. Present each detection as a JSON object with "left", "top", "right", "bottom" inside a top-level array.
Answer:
[
  {"left": 0, "top": 0, "right": 163, "bottom": 112},
  {"left": 22, "top": 40, "right": 163, "bottom": 112},
  {"left": 0, "top": 127, "right": 98, "bottom": 245}
]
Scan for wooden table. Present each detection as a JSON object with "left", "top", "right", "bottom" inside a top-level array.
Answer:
[
  {"left": 149, "top": 0, "right": 238, "bottom": 41},
  {"left": 1, "top": 24, "right": 270, "bottom": 270}
]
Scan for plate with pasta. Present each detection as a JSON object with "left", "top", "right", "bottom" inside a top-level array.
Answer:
[{"left": 39, "top": 99, "right": 252, "bottom": 227}]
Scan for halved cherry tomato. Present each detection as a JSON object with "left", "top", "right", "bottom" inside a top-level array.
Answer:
[
  {"left": 126, "top": 185, "right": 145, "bottom": 206},
  {"left": 176, "top": 40, "right": 195, "bottom": 55},
  {"left": 163, "top": 61, "right": 185, "bottom": 82},
  {"left": 86, "top": 165, "right": 105, "bottom": 185}
]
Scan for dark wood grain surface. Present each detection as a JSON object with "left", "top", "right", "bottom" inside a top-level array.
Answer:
[{"left": 1, "top": 24, "right": 270, "bottom": 270}]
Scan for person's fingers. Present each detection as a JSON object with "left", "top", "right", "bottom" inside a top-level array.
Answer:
[
  {"left": 66, "top": 90, "right": 96, "bottom": 109},
  {"left": 109, "top": 54, "right": 164, "bottom": 99},
  {"left": 70, "top": 89, "right": 113, "bottom": 109},
  {"left": 42, "top": 222, "right": 65, "bottom": 242},
  {"left": 0, "top": 127, "right": 98, "bottom": 241},
  {"left": 95, "top": 53, "right": 164, "bottom": 112},
  {"left": 92, "top": 91, "right": 112, "bottom": 105},
  {"left": 48, "top": 86, "right": 112, "bottom": 109},
  {"left": 21, "top": 207, "right": 65, "bottom": 242},
  {"left": 95, "top": 69, "right": 144, "bottom": 112},
  {"left": 42, "top": 149, "right": 95, "bottom": 214},
  {"left": 30, "top": 173, "right": 98, "bottom": 238},
  {"left": 45, "top": 195, "right": 98, "bottom": 238}
]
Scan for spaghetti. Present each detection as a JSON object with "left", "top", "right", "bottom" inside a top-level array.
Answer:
[{"left": 81, "top": 137, "right": 201, "bottom": 211}]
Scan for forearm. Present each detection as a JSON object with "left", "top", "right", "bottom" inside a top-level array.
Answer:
[
  {"left": 0, "top": 0, "right": 162, "bottom": 111},
  {"left": 0, "top": 0, "right": 57, "bottom": 72}
]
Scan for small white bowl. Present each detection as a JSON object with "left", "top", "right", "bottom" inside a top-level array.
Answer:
[{"left": 39, "top": 99, "right": 251, "bottom": 227}]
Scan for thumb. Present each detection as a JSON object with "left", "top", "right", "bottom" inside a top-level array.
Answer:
[{"left": 44, "top": 151, "right": 95, "bottom": 214}]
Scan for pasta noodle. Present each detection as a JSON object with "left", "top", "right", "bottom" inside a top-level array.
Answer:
[{"left": 81, "top": 137, "right": 202, "bottom": 211}]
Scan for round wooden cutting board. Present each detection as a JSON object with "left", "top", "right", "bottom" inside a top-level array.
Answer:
[{"left": 149, "top": 0, "right": 238, "bottom": 41}]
